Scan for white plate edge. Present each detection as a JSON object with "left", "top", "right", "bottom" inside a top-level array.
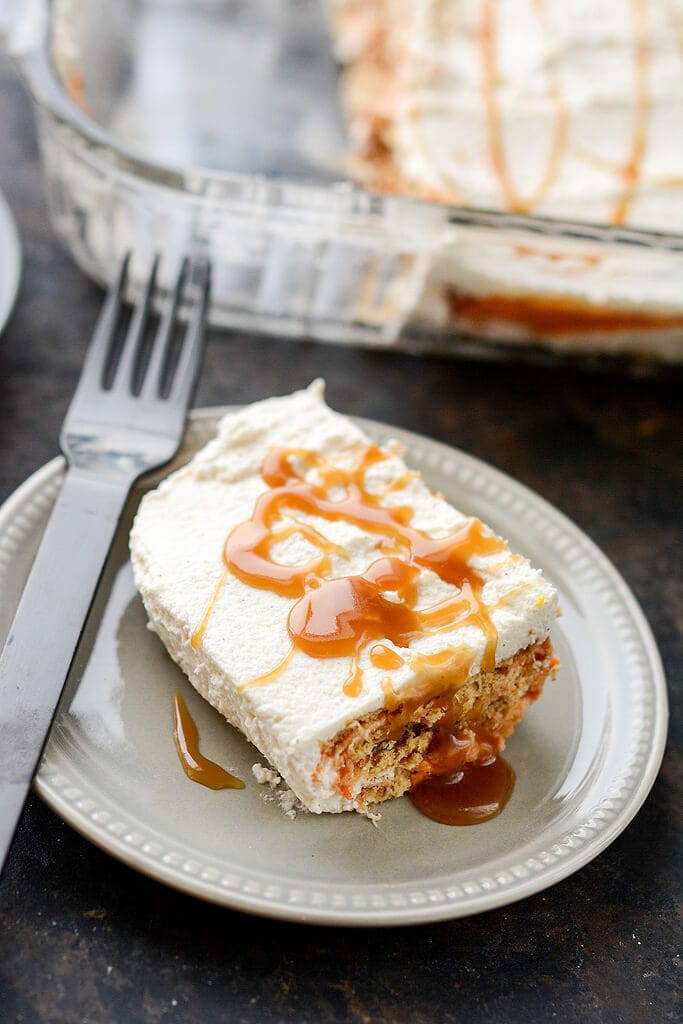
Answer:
[
  {"left": 0, "top": 411, "right": 670, "bottom": 926},
  {"left": 0, "top": 188, "right": 22, "bottom": 335}
]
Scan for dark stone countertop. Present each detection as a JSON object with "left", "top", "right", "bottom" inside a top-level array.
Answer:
[{"left": 0, "top": 54, "right": 680, "bottom": 1024}]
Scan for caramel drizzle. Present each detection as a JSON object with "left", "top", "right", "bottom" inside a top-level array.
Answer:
[
  {"left": 514, "top": 245, "right": 601, "bottom": 269},
  {"left": 611, "top": 0, "right": 651, "bottom": 225},
  {"left": 527, "top": 0, "right": 570, "bottom": 208},
  {"left": 238, "top": 645, "right": 297, "bottom": 692},
  {"left": 477, "top": 0, "right": 655, "bottom": 225},
  {"left": 370, "top": 643, "right": 405, "bottom": 670},
  {"left": 381, "top": 677, "right": 400, "bottom": 710},
  {"left": 191, "top": 569, "right": 228, "bottom": 649},
  {"left": 572, "top": 143, "right": 623, "bottom": 177},
  {"left": 481, "top": 0, "right": 569, "bottom": 213},
  {"left": 481, "top": 0, "right": 516, "bottom": 209},
  {"left": 172, "top": 692, "right": 244, "bottom": 790},
  {"left": 405, "top": 101, "right": 467, "bottom": 204},
  {"left": 212, "top": 444, "right": 504, "bottom": 697}
]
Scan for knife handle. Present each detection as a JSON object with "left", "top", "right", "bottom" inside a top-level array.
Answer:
[{"left": 0, "top": 467, "right": 129, "bottom": 875}]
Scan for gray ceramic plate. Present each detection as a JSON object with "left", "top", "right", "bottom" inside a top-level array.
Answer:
[
  {"left": 0, "top": 189, "right": 21, "bottom": 335},
  {"left": 0, "top": 410, "right": 668, "bottom": 926}
]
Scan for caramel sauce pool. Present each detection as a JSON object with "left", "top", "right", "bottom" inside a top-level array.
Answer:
[
  {"left": 409, "top": 756, "right": 515, "bottom": 826},
  {"left": 172, "top": 692, "right": 244, "bottom": 791},
  {"left": 409, "top": 711, "right": 515, "bottom": 826}
]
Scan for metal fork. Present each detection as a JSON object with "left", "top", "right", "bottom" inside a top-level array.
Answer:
[{"left": 0, "top": 256, "right": 210, "bottom": 873}]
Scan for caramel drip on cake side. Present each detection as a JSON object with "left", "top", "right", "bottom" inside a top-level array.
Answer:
[
  {"left": 239, "top": 645, "right": 296, "bottom": 692},
  {"left": 191, "top": 569, "right": 228, "bottom": 650},
  {"left": 480, "top": 0, "right": 569, "bottom": 213},
  {"left": 202, "top": 443, "right": 506, "bottom": 698},
  {"left": 370, "top": 643, "right": 405, "bottom": 670}
]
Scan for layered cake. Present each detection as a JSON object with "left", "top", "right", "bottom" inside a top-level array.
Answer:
[
  {"left": 130, "top": 384, "right": 559, "bottom": 814},
  {"left": 329, "top": 0, "right": 683, "bottom": 359}
]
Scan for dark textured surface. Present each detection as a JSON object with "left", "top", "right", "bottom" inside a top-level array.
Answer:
[{"left": 0, "top": 54, "right": 681, "bottom": 1024}]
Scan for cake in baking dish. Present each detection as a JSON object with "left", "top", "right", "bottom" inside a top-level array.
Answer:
[
  {"left": 329, "top": 0, "right": 683, "bottom": 359},
  {"left": 130, "top": 383, "right": 559, "bottom": 814}
]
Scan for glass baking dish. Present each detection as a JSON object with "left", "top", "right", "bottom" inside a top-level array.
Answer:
[{"left": 5, "top": 0, "right": 683, "bottom": 364}]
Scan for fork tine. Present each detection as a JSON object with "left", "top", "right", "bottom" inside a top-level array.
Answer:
[
  {"left": 68, "top": 255, "right": 130, "bottom": 401},
  {"left": 140, "top": 258, "right": 189, "bottom": 400},
  {"left": 110, "top": 254, "right": 159, "bottom": 393},
  {"left": 167, "top": 260, "right": 211, "bottom": 407}
]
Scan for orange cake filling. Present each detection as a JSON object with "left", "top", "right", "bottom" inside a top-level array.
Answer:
[{"left": 447, "top": 290, "right": 683, "bottom": 338}]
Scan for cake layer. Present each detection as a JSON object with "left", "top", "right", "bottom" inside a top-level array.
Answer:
[
  {"left": 417, "top": 232, "right": 683, "bottom": 361},
  {"left": 130, "top": 383, "right": 558, "bottom": 813},
  {"left": 317, "top": 636, "right": 556, "bottom": 807}
]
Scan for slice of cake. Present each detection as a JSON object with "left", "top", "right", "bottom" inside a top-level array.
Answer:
[{"left": 130, "top": 383, "right": 559, "bottom": 814}]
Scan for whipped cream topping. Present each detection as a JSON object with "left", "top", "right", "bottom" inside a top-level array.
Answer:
[{"left": 130, "top": 383, "right": 558, "bottom": 812}]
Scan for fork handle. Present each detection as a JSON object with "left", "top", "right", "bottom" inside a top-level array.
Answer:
[{"left": 0, "top": 466, "right": 131, "bottom": 875}]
